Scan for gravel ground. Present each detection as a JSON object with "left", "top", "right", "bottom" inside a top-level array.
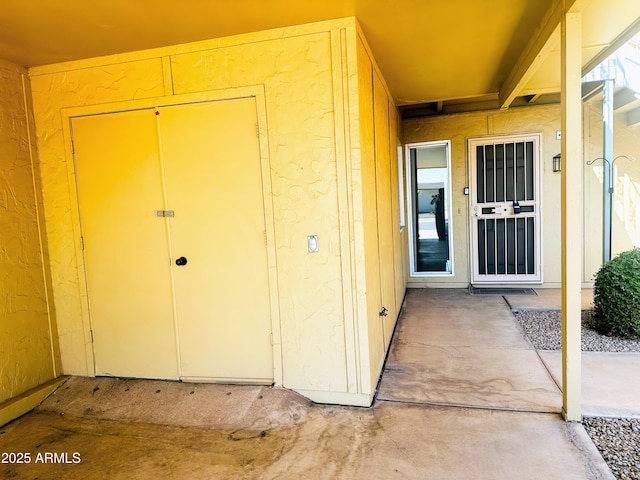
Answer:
[
  {"left": 513, "top": 309, "right": 640, "bottom": 352},
  {"left": 583, "top": 417, "right": 640, "bottom": 480},
  {"left": 513, "top": 308, "right": 640, "bottom": 479}
]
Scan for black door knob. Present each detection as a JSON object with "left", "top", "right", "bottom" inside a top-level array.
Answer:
[{"left": 175, "top": 256, "right": 188, "bottom": 266}]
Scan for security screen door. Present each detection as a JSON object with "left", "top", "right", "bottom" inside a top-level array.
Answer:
[{"left": 469, "top": 135, "right": 542, "bottom": 284}]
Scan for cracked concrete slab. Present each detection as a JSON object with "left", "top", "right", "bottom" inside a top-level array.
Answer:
[
  {"left": 0, "top": 378, "right": 611, "bottom": 480},
  {"left": 0, "top": 289, "right": 615, "bottom": 479},
  {"left": 379, "top": 344, "right": 561, "bottom": 412},
  {"left": 539, "top": 351, "right": 640, "bottom": 418}
]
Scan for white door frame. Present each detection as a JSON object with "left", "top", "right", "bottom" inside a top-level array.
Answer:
[
  {"left": 405, "top": 140, "right": 454, "bottom": 277},
  {"left": 468, "top": 133, "right": 543, "bottom": 284}
]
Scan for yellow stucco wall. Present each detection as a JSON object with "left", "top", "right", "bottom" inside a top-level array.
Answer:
[
  {"left": 0, "top": 59, "right": 58, "bottom": 408},
  {"left": 352, "top": 32, "right": 406, "bottom": 392},
  {"left": 28, "top": 18, "right": 405, "bottom": 406},
  {"left": 404, "top": 102, "right": 640, "bottom": 287}
]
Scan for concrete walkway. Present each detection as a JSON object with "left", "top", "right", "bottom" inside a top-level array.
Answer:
[
  {"left": 0, "top": 288, "right": 617, "bottom": 479},
  {"left": 379, "top": 289, "right": 562, "bottom": 413},
  {"left": 506, "top": 288, "right": 640, "bottom": 419}
]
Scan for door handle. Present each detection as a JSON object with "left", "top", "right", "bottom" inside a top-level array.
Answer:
[
  {"left": 513, "top": 201, "right": 521, "bottom": 214},
  {"left": 175, "top": 256, "right": 188, "bottom": 266}
]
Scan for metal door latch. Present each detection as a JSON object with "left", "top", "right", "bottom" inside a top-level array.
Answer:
[{"left": 155, "top": 210, "right": 175, "bottom": 217}]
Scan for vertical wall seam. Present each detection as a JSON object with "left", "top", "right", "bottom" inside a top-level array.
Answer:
[
  {"left": 21, "top": 73, "right": 59, "bottom": 378},
  {"left": 154, "top": 109, "right": 183, "bottom": 378},
  {"left": 333, "top": 27, "right": 359, "bottom": 394},
  {"left": 162, "top": 56, "right": 175, "bottom": 96},
  {"left": 252, "top": 87, "right": 284, "bottom": 386}
]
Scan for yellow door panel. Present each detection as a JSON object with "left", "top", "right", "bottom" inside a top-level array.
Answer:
[
  {"left": 158, "top": 98, "right": 273, "bottom": 382},
  {"left": 373, "top": 76, "right": 397, "bottom": 347},
  {"left": 72, "top": 110, "right": 179, "bottom": 379}
]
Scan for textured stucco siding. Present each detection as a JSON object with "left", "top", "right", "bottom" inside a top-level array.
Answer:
[
  {"left": 0, "top": 59, "right": 57, "bottom": 404},
  {"left": 27, "top": 18, "right": 405, "bottom": 404},
  {"left": 353, "top": 31, "right": 406, "bottom": 392},
  {"left": 404, "top": 102, "right": 640, "bottom": 287}
]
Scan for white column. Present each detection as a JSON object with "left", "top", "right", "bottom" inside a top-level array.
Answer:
[{"left": 561, "top": 11, "right": 582, "bottom": 422}]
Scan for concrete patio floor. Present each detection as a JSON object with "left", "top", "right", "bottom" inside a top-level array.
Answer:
[{"left": 0, "top": 288, "right": 623, "bottom": 479}]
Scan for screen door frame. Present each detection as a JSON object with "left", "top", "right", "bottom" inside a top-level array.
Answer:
[{"left": 468, "top": 133, "right": 543, "bottom": 284}]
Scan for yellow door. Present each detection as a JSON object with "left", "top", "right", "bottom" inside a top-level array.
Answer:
[
  {"left": 158, "top": 98, "right": 273, "bottom": 383},
  {"left": 373, "top": 75, "right": 397, "bottom": 347},
  {"left": 72, "top": 110, "right": 179, "bottom": 379}
]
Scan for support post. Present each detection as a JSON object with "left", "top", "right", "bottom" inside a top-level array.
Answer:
[
  {"left": 602, "top": 79, "right": 614, "bottom": 263},
  {"left": 561, "top": 11, "right": 583, "bottom": 422}
]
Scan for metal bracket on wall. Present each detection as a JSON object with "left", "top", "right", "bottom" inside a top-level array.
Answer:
[{"left": 155, "top": 210, "right": 175, "bottom": 217}]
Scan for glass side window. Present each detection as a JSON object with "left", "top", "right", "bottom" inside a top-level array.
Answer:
[{"left": 406, "top": 141, "right": 454, "bottom": 276}]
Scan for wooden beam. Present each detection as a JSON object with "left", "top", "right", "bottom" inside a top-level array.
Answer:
[
  {"left": 582, "top": 17, "right": 640, "bottom": 77},
  {"left": 499, "top": 0, "right": 585, "bottom": 109},
  {"left": 528, "top": 94, "right": 542, "bottom": 104},
  {"left": 561, "top": 10, "right": 583, "bottom": 423}
]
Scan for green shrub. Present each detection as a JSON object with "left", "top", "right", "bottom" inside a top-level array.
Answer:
[{"left": 593, "top": 248, "right": 640, "bottom": 338}]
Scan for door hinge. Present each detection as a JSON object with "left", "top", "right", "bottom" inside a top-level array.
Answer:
[
  {"left": 256, "top": 123, "right": 260, "bottom": 138},
  {"left": 80, "top": 235, "right": 85, "bottom": 250},
  {"left": 264, "top": 230, "right": 267, "bottom": 245},
  {"left": 71, "top": 137, "right": 75, "bottom": 155},
  {"left": 90, "top": 329, "right": 94, "bottom": 343}
]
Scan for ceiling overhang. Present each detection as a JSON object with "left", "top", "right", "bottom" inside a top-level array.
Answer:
[{"left": 0, "top": 1, "right": 638, "bottom": 112}]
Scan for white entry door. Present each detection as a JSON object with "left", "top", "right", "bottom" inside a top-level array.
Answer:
[{"left": 469, "top": 134, "right": 542, "bottom": 284}]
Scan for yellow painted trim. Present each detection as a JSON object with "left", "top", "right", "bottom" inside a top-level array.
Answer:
[
  {"left": 61, "top": 85, "right": 284, "bottom": 385},
  {"left": 0, "top": 377, "right": 68, "bottom": 427},
  {"left": 331, "top": 27, "right": 358, "bottom": 394},
  {"left": 292, "top": 389, "right": 373, "bottom": 407},
  {"left": 253, "top": 87, "right": 285, "bottom": 387},
  {"left": 352, "top": 19, "right": 406, "bottom": 395},
  {"left": 62, "top": 85, "right": 265, "bottom": 118},
  {"left": 61, "top": 113, "right": 95, "bottom": 376},
  {"left": 181, "top": 376, "right": 272, "bottom": 385},
  {"left": 499, "top": 0, "right": 587, "bottom": 108},
  {"left": 355, "top": 21, "right": 395, "bottom": 103},
  {"left": 560, "top": 11, "right": 583, "bottom": 422},
  {"left": 161, "top": 56, "right": 174, "bottom": 95},
  {"left": 21, "top": 73, "right": 60, "bottom": 379},
  {"left": 345, "top": 27, "right": 368, "bottom": 395}
]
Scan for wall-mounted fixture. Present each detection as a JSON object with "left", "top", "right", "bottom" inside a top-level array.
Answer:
[
  {"left": 552, "top": 154, "right": 561, "bottom": 172},
  {"left": 307, "top": 235, "right": 319, "bottom": 253}
]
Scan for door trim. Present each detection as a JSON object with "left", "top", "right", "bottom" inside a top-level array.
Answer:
[
  {"left": 62, "top": 85, "right": 283, "bottom": 384},
  {"left": 467, "top": 133, "right": 543, "bottom": 285}
]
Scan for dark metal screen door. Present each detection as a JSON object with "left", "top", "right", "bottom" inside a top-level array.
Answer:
[{"left": 469, "top": 135, "right": 541, "bottom": 284}]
